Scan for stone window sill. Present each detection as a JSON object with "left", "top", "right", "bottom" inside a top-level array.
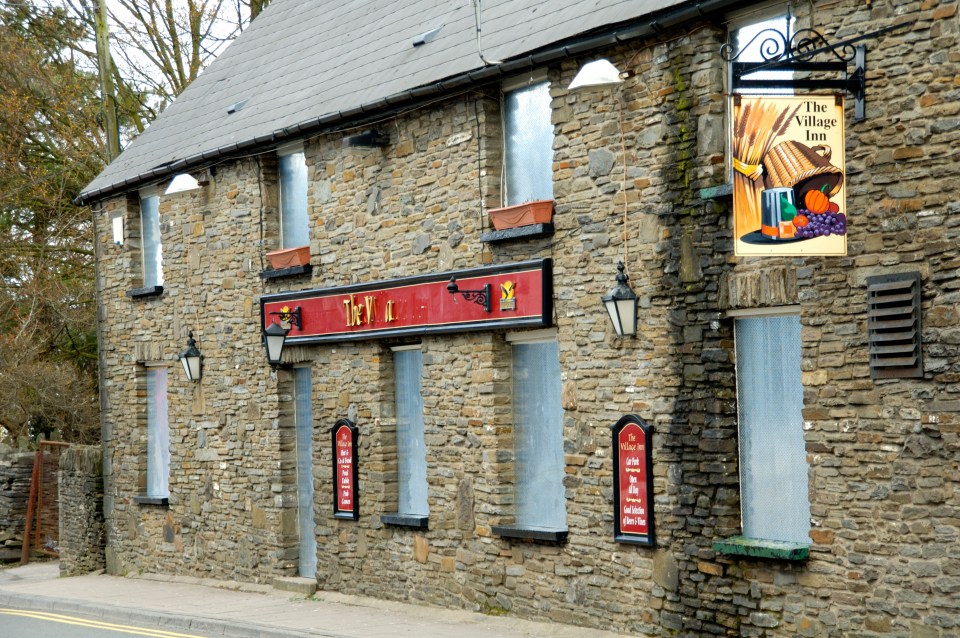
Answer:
[
  {"left": 713, "top": 536, "right": 809, "bottom": 561},
  {"left": 259, "top": 264, "right": 313, "bottom": 280},
  {"left": 381, "top": 514, "right": 428, "bottom": 529},
  {"left": 133, "top": 495, "right": 169, "bottom": 507},
  {"left": 480, "top": 223, "right": 554, "bottom": 244},
  {"left": 127, "top": 285, "right": 164, "bottom": 299},
  {"left": 492, "top": 525, "right": 568, "bottom": 543}
]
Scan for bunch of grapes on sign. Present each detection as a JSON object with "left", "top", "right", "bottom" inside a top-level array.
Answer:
[{"left": 788, "top": 185, "right": 847, "bottom": 239}]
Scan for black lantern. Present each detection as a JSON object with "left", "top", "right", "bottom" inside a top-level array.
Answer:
[
  {"left": 264, "top": 305, "right": 302, "bottom": 367},
  {"left": 264, "top": 321, "right": 289, "bottom": 367},
  {"left": 178, "top": 331, "right": 203, "bottom": 381},
  {"left": 601, "top": 262, "right": 637, "bottom": 337}
]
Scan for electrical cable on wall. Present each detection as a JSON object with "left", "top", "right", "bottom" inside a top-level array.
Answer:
[{"left": 255, "top": 155, "right": 266, "bottom": 281}]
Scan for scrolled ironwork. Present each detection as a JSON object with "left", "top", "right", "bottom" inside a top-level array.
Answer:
[
  {"left": 461, "top": 290, "right": 489, "bottom": 307},
  {"left": 789, "top": 28, "right": 857, "bottom": 63},
  {"left": 446, "top": 277, "right": 492, "bottom": 313},
  {"left": 721, "top": 22, "right": 910, "bottom": 123},
  {"left": 720, "top": 27, "right": 857, "bottom": 65},
  {"left": 719, "top": 27, "right": 789, "bottom": 62}
]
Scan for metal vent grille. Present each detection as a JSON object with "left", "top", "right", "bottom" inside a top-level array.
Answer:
[{"left": 867, "top": 272, "right": 922, "bottom": 379}]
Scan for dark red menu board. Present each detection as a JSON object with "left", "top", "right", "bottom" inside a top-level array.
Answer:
[
  {"left": 332, "top": 419, "right": 359, "bottom": 520},
  {"left": 612, "top": 415, "right": 654, "bottom": 546}
]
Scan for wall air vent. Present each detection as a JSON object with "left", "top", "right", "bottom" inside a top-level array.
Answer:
[{"left": 866, "top": 272, "right": 922, "bottom": 379}]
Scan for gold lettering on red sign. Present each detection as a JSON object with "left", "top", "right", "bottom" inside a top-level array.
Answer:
[
  {"left": 364, "top": 296, "right": 377, "bottom": 325},
  {"left": 343, "top": 295, "right": 366, "bottom": 327},
  {"left": 352, "top": 302, "right": 364, "bottom": 327},
  {"left": 385, "top": 300, "right": 397, "bottom": 322},
  {"left": 343, "top": 298, "right": 354, "bottom": 326}
]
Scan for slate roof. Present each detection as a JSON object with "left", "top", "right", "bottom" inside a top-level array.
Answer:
[{"left": 80, "top": 0, "right": 704, "bottom": 203}]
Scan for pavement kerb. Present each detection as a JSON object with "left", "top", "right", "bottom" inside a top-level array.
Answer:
[
  {"left": 0, "top": 589, "right": 342, "bottom": 638},
  {"left": 135, "top": 572, "right": 277, "bottom": 595},
  {"left": 0, "top": 564, "right": 635, "bottom": 637}
]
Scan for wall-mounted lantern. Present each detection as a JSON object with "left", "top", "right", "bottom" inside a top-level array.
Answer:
[
  {"left": 568, "top": 58, "right": 625, "bottom": 91},
  {"left": 446, "top": 277, "right": 492, "bottom": 313},
  {"left": 264, "top": 306, "right": 302, "bottom": 367},
  {"left": 165, "top": 173, "right": 201, "bottom": 195},
  {"left": 602, "top": 262, "right": 637, "bottom": 338},
  {"left": 178, "top": 331, "right": 203, "bottom": 381},
  {"left": 343, "top": 129, "right": 389, "bottom": 148}
]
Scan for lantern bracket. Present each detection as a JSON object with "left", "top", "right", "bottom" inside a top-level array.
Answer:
[
  {"left": 446, "top": 278, "right": 492, "bottom": 313},
  {"left": 270, "top": 305, "right": 302, "bottom": 330}
]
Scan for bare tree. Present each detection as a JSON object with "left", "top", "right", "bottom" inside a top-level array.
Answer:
[
  {"left": 53, "top": 0, "right": 269, "bottom": 135},
  {"left": 0, "top": 0, "right": 269, "bottom": 447}
]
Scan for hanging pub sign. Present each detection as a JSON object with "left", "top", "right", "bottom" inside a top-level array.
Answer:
[
  {"left": 332, "top": 419, "right": 359, "bottom": 520},
  {"left": 732, "top": 94, "right": 847, "bottom": 257},
  {"left": 260, "top": 258, "right": 552, "bottom": 344},
  {"left": 611, "top": 414, "right": 654, "bottom": 546}
]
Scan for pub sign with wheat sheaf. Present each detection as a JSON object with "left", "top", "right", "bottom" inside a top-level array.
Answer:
[{"left": 732, "top": 94, "right": 847, "bottom": 256}]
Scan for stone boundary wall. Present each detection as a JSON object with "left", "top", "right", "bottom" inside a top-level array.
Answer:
[
  {"left": 0, "top": 450, "right": 33, "bottom": 558},
  {"left": 59, "top": 445, "right": 105, "bottom": 576}
]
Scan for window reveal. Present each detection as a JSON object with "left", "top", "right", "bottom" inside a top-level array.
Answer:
[
  {"left": 278, "top": 148, "right": 309, "bottom": 249},
  {"left": 139, "top": 190, "right": 163, "bottom": 287},
  {"left": 734, "top": 314, "right": 810, "bottom": 544},
  {"left": 294, "top": 367, "right": 317, "bottom": 578},
  {"left": 503, "top": 80, "right": 554, "bottom": 206},
  {"left": 510, "top": 337, "right": 565, "bottom": 532},
  {"left": 145, "top": 367, "right": 170, "bottom": 499},
  {"left": 393, "top": 347, "right": 428, "bottom": 518}
]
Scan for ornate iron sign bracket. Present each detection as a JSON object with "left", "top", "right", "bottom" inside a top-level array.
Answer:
[{"left": 721, "top": 24, "right": 905, "bottom": 121}]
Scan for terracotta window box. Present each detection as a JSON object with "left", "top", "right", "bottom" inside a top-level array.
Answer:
[
  {"left": 488, "top": 200, "right": 554, "bottom": 230},
  {"left": 266, "top": 245, "right": 310, "bottom": 269}
]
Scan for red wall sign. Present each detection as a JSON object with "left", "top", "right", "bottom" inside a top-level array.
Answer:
[
  {"left": 332, "top": 419, "right": 359, "bottom": 520},
  {"left": 611, "top": 415, "right": 655, "bottom": 546},
  {"left": 260, "top": 259, "right": 552, "bottom": 344}
]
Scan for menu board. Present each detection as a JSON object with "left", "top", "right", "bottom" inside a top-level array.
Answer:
[
  {"left": 611, "top": 415, "right": 654, "bottom": 546},
  {"left": 331, "top": 419, "right": 359, "bottom": 520}
]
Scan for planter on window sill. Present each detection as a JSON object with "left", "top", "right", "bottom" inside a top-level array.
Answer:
[
  {"left": 266, "top": 245, "right": 310, "bottom": 270},
  {"left": 487, "top": 200, "right": 554, "bottom": 231}
]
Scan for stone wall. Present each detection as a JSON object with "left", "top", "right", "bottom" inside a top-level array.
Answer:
[
  {"left": 92, "top": 0, "right": 960, "bottom": 636},
  {"left": 59, "top": 446, "right": 106, "bottom": 576},
  {"left": 0, "top": 449, "right": 33, "bottom": 559}
]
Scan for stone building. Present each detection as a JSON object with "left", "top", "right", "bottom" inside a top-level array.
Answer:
[{"left": 79, "top": 0, "right": 960, "bottom": 636}]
